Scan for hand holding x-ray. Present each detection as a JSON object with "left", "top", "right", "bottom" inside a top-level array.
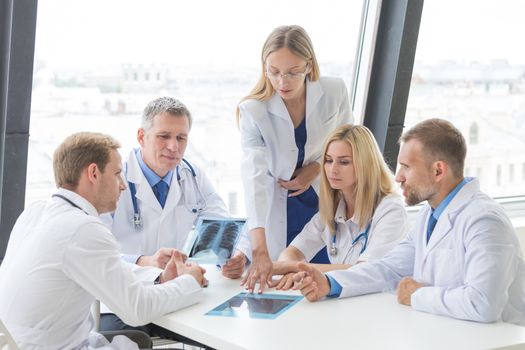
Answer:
[{"left": 184, "top": 218, "right": 246, "bottom": 266}]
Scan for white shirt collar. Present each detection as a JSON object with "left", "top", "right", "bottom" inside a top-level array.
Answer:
[
  {"left": 334, "top": 198, "right": 359, "bottom": 226},
  {"left": 55, "top": 188, "right": 99, "bottom": 217},
  {"left": 334, "top": 199, "right": 346, "bottom": 223}
]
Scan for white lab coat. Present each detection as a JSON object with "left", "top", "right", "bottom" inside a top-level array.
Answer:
[
  {"left": 108, "top": 150, "right": 230, "bottom": 258},
  {"left": 238, "top": 77, "right": 353, "bottom": 260},
  {"left": 0, "top": 189, "right": 203, "bottom": 349},
  {"left": 290, "top": 194, "right": 408, "bottom": 264},
  {"left": 327, "top": 179, "right": 525, "bottom": 325}
]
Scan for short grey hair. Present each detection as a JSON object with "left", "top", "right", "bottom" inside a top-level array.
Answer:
[{"left": 142, "top": 97, "right": 192, "bottom": 130}]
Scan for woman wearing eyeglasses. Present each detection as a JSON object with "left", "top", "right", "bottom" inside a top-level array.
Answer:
[
  {"left": 222, "top": 25, "right": 352, "bottom": 292},
  {"left": 271, "top": 125, "right": 408, "bottom": 290}
]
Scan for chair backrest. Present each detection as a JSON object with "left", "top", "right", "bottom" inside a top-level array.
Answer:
[
  {"left": 91, "top": 299, "right": 100, "bottom": 332},
  {"left": 0, "top": 319, "right": 18, "bottom": 350}
]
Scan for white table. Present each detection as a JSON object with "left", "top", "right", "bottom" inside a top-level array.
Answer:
[{"left": 154, "top": 266, "right": 525, "bottom": 350}]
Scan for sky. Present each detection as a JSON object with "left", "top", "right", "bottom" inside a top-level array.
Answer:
[
  {"left": 34, "top": 0, "right": 525, "bottom": 71},
  {"left": 416, "top": 0, "right": 525, "bottom": 65},
  {"left": 34, "top": 0, "right": 363, "bottom": 69}
]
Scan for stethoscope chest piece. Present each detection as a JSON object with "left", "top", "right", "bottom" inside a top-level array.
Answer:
[
  {"left": 329, "top": 243, "right": 338, "bottom": 256},
  {"left": 329, "top": 223, "right": 372, "bottom": 257},
  {"left": 330, "top": 233, "right": 338, "bottom": 256},
  {"left": 132, "top": 212, "right": 142, "bottom": 230}
]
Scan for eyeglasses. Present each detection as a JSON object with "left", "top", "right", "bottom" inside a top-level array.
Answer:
[{"left": 265, "top": 64, "right": 309, "bottom": 81}]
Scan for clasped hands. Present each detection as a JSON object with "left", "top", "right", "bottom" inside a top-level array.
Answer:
[
  {"left": 137, "top": 247, "right": 208, "bottom": 287},
  {"left": 278, "top": 162, "right": 320, "bottom": 197},
  {"left": 289, "top": 267, "right": 424, "bottom": 305},
  {"left": 232, "top": 259, "right": 425, "bottom": 307}
]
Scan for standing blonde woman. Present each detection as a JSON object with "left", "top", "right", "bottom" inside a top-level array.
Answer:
[
  {"left": 221, "top": 25, "right": 352, "bottom": 292},
  {"left": 271, "top": 125, "right": 409, "bottom": 289}
]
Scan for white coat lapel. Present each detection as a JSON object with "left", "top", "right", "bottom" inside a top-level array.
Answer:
[
  {"left": 304, "top": 80, "right": 325, "bottom": 164},
  {"left": 424, "top": 180, "right": 476, "bottom": 254},
  {"left": 305, "top": 79, "right": 324, "bottom": 120},
  {"left": 266, "top": 92, "right": 297, "bottom": 181},
  {"left": 267, "top": 93, "right": 291, "bottom": 122},
  {"left": 162, "top": 165, "right": 183, "bottom": 214},
  {"left": 266, "top": 80, "right": 324, "bottom": 122},
  {"left": 424, "top": 212, "right": 454, "bottom": 254},
  {"left": 126, "top": 150, "right": 162, "bottom": 213}
]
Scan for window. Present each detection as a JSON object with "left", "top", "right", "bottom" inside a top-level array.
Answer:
[
  {"left": 28, "top": 0, "right": 364, "bottom": 213},
  {"left": 228, "top": 192, "right": 238, "bottom": 216},
  {"left": 405, "top": 0, "right": 525, "bottom": 198},
  {"left": 469, "top": 123, "right": 479, "bottom": 145}
]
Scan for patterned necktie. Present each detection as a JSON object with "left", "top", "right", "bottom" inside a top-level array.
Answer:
[
  {"left": 426, "top": 212, "right": 438, "bottom": 244},
  {"left": 154, "top": 180, "right": 169, "bottom": 208}
]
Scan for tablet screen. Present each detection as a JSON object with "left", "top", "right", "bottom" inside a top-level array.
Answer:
[{"left": 206, "top": 292, "right": 303, "bottom": 319}]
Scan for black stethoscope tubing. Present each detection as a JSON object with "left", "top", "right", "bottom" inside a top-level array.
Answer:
[{"left": 52, "top": 194, "right": 89, "bottom": 215}]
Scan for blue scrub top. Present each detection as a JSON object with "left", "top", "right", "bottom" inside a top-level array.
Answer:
[{"left": 287, "top": 118, "right": 330, "bottom": 263}]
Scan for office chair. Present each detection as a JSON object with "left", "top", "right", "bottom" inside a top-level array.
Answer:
[{"left": 92, "top": 300, "right": 188, "bottom": 349}]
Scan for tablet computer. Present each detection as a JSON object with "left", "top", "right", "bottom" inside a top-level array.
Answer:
[
  {"left": 183, "top": 217, "right": 246, "bottom": 265},
  {"left": 206, "top": 292, "right": 303, "bottom": 319}
]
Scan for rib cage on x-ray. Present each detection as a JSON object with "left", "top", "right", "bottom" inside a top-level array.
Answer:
[{"left": 190, "top": 219, "right": 244, "bottom": 260}]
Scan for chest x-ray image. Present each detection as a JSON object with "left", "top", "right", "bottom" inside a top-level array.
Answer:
[
  {"left": 206, "top": 292, "right": 303, "bottom": 319},
  {"left": 183, "top": 218, "right": 246, "bottom": 265}
]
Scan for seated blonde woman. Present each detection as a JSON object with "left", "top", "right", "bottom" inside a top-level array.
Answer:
[{"left": 272, "top": 124, "right": 409, "bottom": 290}]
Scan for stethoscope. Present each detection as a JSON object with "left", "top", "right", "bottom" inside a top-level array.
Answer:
[
  {"left": 128, "top": 158, "right": 207, "bottom": 231},
  {"left": 329, "top": 223, "right": 371, "bottom": 256},
  {"left": 52, "top": 194, "right": 88, "bottom": 215}
]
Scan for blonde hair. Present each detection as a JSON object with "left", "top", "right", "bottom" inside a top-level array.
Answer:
[
  {"left": 319, "top": 125, "right": 395, "bottom": 233},
  {"left": 53, "top": 132, "right": 121, "bottom": 189},
  {"left": 236, "top": 25, "right": 320, "bottom": 124}
]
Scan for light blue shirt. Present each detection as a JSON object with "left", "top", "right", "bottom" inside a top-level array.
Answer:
[
  {"left": 327, "top": 275, "right": 342, "bottom": 297},
  {"left": 135, "top": 148, "right": 174, "bottom": 188},
  {"left": 327, "top": 177, "right": 472, "bottom": 298},
  {"left": 428, "top": 177, "right": 470, "bottom": 220}
]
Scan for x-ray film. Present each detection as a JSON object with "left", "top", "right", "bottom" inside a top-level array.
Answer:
[
  {"left": 206, "top": 292, "right": 303, "bottom": 319},
  {"left": 183, "top": 218, "right": 246, "bottom": 265}
]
